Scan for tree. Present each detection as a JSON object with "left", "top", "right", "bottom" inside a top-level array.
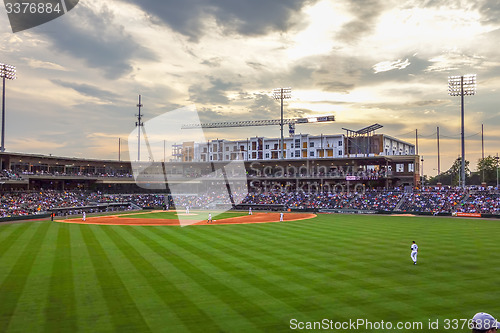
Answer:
[
  {"left": 477, "top": 155, "right": 498, "bottom": 185},
  {"left": 445, "top": 157, "right": 470, "bottom": 186},
  {"left": 428, "top": 157, "right": 470, "bottom": 186}
]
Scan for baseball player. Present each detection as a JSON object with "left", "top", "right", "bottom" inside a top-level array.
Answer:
[
  {"left": 410, "top": 241, "right": 418, "bottom": 265},
  {"left": 280, "top": 212, "right": 284, "bottom": 222},
  {"left": 82, "top": 211, "right": 86, "bottom": 222},
  {"left": 471, "top": 312, "right": 499, "bottom": 333},
  {"left": 208, "top": 213, "right": 212, "bottom": 224},
  {"left": 249, "top": 207, "right": 252, "bottom": 215}
]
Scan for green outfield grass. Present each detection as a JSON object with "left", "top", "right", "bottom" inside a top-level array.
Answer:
[{"left": 0, "top": 214, "right": 499, "bottom": 332}]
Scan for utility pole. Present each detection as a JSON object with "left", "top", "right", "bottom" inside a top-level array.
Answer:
[
  {"left": 437, "top": 126, "right": 440, "bottom": 175},
  {"left": 135, "top": 95, "right": 144, "bottom": 161}
]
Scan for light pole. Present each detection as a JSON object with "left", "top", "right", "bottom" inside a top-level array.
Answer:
[
  {"left": 448, "top": 74, "right": 476, "bottom": 188},
  {"left": 0, "top": 63, "right": 16, "bottom": 152},
  {"left": 273, "top": 87, "right": 291, "bottom": 159}
]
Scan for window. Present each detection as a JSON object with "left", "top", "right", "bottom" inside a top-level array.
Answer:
[
  {"left": 396, "top": 164, "right": 404, "bottom": 173},
  {"left": 265, "top": 153, "right": 269, "bottom": 159},
  {"left": 225, "top": 146, "right": 229, "bottom": 151},
  {"left": 265, "top": 144, "right": 269, "bottom": 149},
  {"left": 338, "top": 140, "right": 343, "bottom": 146},
  {"left": 291, "top": 144, "right": 294, "bottom": 149},
  {"left": 310, "top": 142, "right": 315, "bottom": 148},
  {"left": 295, "top": 150, "right": 300, "bottom": 157},
  {"left": 310, "top": 151, "right": 315, "bottom": 157},
  {"left": 408, "top": 164, "right": 414, "bottom": 172},
  {"left": 295, "top": 139, "right": 300, "bottom": 145},
  {"left": 339, "top": 150, "right": 343, "bottom": 156}
]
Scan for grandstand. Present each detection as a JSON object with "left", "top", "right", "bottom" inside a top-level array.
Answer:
[
  {"left": 0, "top": 129, "right": 419, "bottom": 193},
  {"left": 0, "top": 131, "right": 498, "bottom": 219}
]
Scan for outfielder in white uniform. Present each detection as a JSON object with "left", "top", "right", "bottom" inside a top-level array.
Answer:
[
  {"left": 280, "top": 212, "right": 284, "bottom": 222},
  {"left": 249, "top": 207, "right": 252, "bottom": 215},
  {"left": 208, "top": 213, "right": 212, "bottom": 224},
  {"left": 411, "top": 241, "right": 418, "bottom": 264}
]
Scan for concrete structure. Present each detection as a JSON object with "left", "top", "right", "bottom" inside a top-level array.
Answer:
[
  {"left": 173, "top": 133, "right": 414, "bottom": 163},
  {"left": 0, "top": 131, "right": 418, "bottom": 192}
]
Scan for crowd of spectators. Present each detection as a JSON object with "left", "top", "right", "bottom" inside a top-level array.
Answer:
[
  {"left": 1, "top": 187, "right": 500, "bottom": 218},
  {"left": 347, "top": 190, "right": 404, "bottom": 211}
]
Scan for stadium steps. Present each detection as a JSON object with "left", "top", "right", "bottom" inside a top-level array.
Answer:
[
  {"left": 129, "top": 202, "right": 143, "bottom": 211},
  {"left": 347, "top": 194, "right": 359, "bottom": 208},
  {"left": 394, "top": 194, "right": 407, "bottom": 211}
]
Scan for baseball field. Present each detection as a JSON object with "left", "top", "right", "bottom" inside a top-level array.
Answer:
[{"left": 0, "top": 211, "right": 499, "bottom": 332}]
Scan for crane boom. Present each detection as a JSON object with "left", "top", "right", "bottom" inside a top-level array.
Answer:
[{"left": 182, "top": 115, "right": 335, "bottom": 129}]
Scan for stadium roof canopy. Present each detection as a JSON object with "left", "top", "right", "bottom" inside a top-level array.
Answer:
[{"left": 342, "top": 123, "right": 383, "bottom": 136}]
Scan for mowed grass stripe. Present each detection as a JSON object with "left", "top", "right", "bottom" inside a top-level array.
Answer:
[
  {"left": 194, "top": 223, "right": 412, "bottom": 317},
  {"left": 183, "top": 227, "right": 321, "bottom": 303},
  {"left": 0, "top": 223, "right": 34, "bottom": 285},
  {"left": 7, "top": 223, "right": 60, "bottom": 332},
  {"left": 196, "top": 223, "right": 344, "bottom": 291},
  {"left": 70, "top": 225, "right": 114, "bottom": 332},
  {"left": 148, "top": 227, "right": 307, "bottom": 330},
  {"left": 125, "top": 226, "right": 269, "bottom": 331},
  {"left": 175, "top": 227, "right": 314, "bottom": 308},
  {"left": 79, "top": 225, "right": 150, "bottom": 332},
  {"left": 43, "top": 224, "right": 77, "bottom": 333},
  {"left": 118, "top": 226, "right": 264, "bottom": 332},
  {"left": 88, "top": 226, "right": 188, "bottom": 332},
  {"left": 0, "top": 223, "right": 33, "bottom": 259},
  {"left": 101, "top": 226, "right": 220, "bottom": 332},
  {"left": 0, "top": 222, "right": 50, "bottom": 332},
  {"left": 199, "top": 224, "right": 333, "bottom": 275},
  {"left": 116, "top": 225, "right": 256, "bottom": 332}
]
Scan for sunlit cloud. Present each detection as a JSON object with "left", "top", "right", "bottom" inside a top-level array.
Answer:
[{"left": 373, "top": 59, "right": 411, "bottom": 73}]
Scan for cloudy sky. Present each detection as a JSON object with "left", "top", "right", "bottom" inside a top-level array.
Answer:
[{"left": 1, "top": 0, "right": 499, "bottom": 175}]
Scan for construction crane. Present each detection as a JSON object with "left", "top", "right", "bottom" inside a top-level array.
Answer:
[{"left": 182, "top": 115, "right": 335, "bottom": 137}]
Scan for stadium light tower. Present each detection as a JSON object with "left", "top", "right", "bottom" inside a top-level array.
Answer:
[
  {"left": 448, "top": 74, "right": 476, "bottom": 188},
  {"left": 273, "top": 87, "right": 291, "bottom": 159},
  {"left": 0, "top": 63, "right": 16, "bottom": 152}
]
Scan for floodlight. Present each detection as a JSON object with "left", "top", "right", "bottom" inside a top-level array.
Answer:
[
  {"left": 273, "top": 87, "right": 292, "bottom": 100},
  {"left": 0, "top": 63, "right": 16, "bottom": 152},
  {"left": 447, "top": 74, "right": 476, "bottom": 188},
  {"left": 273, "top": 87, "right": 292, "bottom": 159},
  {"left": 448, "top": 74, "right": 476, "bottom": 96}
]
